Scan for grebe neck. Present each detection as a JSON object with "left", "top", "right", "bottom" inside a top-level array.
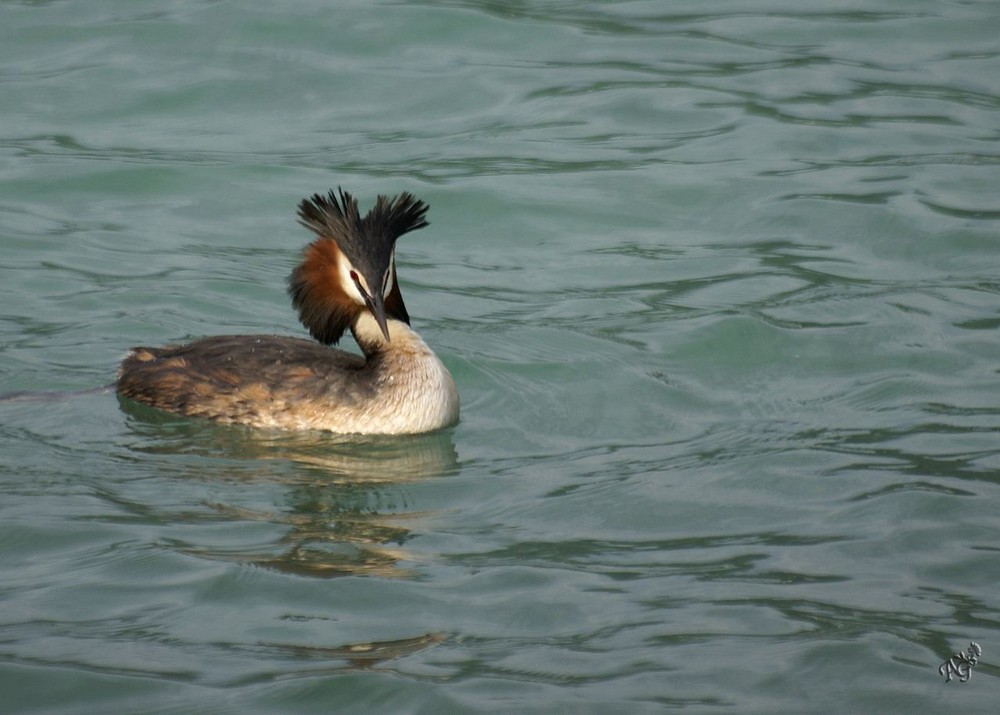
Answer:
[
  {"left": 351, "top": 311, "right": 427, "bottom": 358},
  {"left": 347, "top": 310, "right": 460, "bottom": 433}
]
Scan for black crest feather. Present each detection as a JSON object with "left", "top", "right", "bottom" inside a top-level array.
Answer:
[{"left": 297, "top": 188, "right": 429, "bottom": 258}]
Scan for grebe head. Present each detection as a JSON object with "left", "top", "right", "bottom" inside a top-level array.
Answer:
[{"left": 290, "top": 188, "right": 429, "bottom": 345}]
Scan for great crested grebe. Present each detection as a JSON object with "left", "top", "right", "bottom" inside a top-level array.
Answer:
[{"left": 116, "top": 188, "right": 459, "bottom": 434}]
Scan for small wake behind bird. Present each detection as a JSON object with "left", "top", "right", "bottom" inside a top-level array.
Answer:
[{"left": 0, "top": 384, "right": 116, "bottom": 403}]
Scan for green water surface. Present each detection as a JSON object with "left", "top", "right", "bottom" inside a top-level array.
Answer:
[{"left": 2, "top": 1, "right": 999, "bottom": 712}]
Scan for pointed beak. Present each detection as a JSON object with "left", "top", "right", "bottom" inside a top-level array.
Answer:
[{"left": 366, "top": 293, "right": 391, "bottom": 341}]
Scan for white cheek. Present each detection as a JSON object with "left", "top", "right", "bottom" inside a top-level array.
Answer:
[
  {"left": 336, "top": 252, "right": 368, "bottom": 304},
  {"left": 382, "top": 264, "right": 394, "bottom": 298},
  {"left": 384, "top": 256, "right": 395, "bottom": 297}
]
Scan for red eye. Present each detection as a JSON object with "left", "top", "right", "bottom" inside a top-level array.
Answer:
[{"left": 349, "top": 270, "right": 359, "bottom": 282}]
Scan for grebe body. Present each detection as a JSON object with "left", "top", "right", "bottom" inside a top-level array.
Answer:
[{"left": 116, "top": 189, "right": 459, "bottom": 435}]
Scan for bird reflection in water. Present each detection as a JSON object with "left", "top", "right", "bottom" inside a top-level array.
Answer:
[
  {"left": 119, "top": 406, "right": 458, "bottom": 579},
  {"left": 266, "top": 632, "right": 448, "bottom": 670}
]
